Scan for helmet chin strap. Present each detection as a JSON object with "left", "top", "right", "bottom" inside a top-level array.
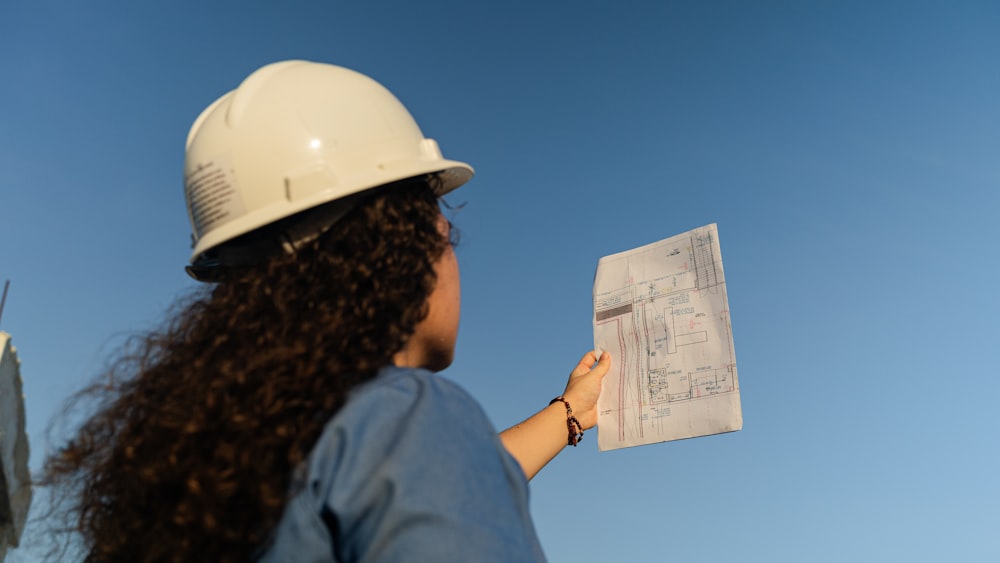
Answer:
[{"left": 277, "top": 194, "right": 359, "bottom": 254}]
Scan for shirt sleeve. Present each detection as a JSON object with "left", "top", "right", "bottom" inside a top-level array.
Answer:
[{"left": 305, "top": 368, "right": 547, "bottom": 563}]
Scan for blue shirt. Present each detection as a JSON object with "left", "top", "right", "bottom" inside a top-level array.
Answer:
[{"left": 259, "top": 366, "right": 546, "bottom": 562}]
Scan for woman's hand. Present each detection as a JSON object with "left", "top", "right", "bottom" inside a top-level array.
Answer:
[{"left": 561, "top": 351, "right": 611, "bottom": 430}]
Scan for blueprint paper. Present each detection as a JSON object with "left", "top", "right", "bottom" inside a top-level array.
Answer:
[{"left": 593, "top": 224, "right": 742, "bottom": 451}]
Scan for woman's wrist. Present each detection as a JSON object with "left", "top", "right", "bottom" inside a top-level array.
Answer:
[{"left": 548, "top": 396, "right": 584, "bottom": 446}]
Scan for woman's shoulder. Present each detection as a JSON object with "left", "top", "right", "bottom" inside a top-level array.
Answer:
[
  {"left": 327, "top": 366, "right": 496, "bottom": 455},
  {"left": 307, "top": 366, "right": 501, "bottom": 481},
  {"left": 302, "top": 366, "right": 518, "bottom": 518},
  {"left": 346, "top": 365, "right": 482, "bottom": 415}
]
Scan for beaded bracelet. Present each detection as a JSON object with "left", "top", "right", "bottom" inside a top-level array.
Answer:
[{"left": 549, "top": 397, "right": 584, "bottom": 446}]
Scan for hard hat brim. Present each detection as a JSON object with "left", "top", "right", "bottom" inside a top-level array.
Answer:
[{"left": 190, "top": 161, "right": 473, "bottom": 264}]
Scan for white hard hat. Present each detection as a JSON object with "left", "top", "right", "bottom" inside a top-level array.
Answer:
[{"left": 183, "top": 60, "right": 474, "bottom": 280}]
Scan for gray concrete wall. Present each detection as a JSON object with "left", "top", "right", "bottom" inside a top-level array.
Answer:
[{"left": 0, "top": 332, "right": 30, "bottom": 560}]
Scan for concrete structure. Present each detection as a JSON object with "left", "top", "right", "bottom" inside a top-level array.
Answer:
[{"left": 0, "top": 332, "right": 30, "bottom": 561}]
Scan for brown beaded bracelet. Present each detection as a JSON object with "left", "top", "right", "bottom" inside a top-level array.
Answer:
[{"left": 549, "top": 397, "right": 584, "bottom": 446}]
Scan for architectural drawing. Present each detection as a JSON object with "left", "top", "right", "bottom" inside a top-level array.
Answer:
[{"left": 593, "top": 224, "right": 742, "bottom": 451}]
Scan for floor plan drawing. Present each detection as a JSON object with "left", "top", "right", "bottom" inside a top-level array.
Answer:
[{"left": 593, "top": 223, "right": 742, "bottom": 451}]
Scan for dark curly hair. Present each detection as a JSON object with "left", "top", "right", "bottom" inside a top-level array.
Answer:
[{"left": 42, "top": 178, "right": 450, "bottom": 562}]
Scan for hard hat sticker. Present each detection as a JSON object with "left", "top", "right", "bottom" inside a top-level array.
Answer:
[{"left": 186, "top": 154, "right": 247, "bottom": 236}]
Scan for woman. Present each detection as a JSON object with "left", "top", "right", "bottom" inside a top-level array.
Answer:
[{"left": 44, "top": 61, "right": 610, "bottom": 562}]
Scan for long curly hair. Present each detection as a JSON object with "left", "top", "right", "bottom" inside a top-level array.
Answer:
[{"left": 42, "top": 178, "right": 450, "bottom": 562}]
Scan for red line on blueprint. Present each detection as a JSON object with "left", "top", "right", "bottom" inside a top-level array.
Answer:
[{"left": 597, "top": 316, "right": 627, "bottom": 442}]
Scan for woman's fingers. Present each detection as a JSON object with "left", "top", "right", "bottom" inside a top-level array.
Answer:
[{"left": 570, "top": 351, "right": 600, "bottom": 377}]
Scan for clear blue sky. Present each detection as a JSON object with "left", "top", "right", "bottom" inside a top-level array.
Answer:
[{"left": 2, "top": 1, "right": 999, "bottom": 561}]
